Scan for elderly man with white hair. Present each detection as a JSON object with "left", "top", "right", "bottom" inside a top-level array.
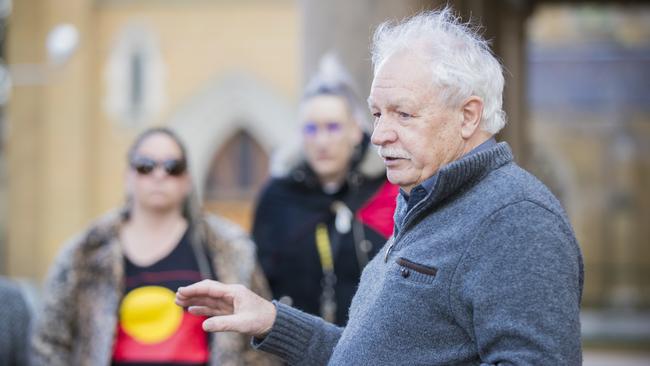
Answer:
[{"left": 176, "top": 8, "right": 583, "bottom": 365}]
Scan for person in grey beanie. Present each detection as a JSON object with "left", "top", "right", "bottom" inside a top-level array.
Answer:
[{"left": 176, "top": 6, "right": 584, "bottom": 365}]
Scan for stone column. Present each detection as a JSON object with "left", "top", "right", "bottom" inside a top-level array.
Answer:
[
  {"left": 7, "top": 0, "right": 93, "bottom": 280},
  {"left": 607, "top": 129, "right": 641, "bottom": 309},
  {"left": 6, "top": 0, "right": 46, "bottom": 278},
  {"left": 300, "top": 0, "right": 433, "bottom": 97},
  {"left": 451, "top": 0, "right": 533, "bottom": 166}
]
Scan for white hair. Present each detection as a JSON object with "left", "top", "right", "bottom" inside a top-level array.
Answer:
[
  {"left": 371, "top": 7, "right": 507, "bottom": 134},
  {"left": 302, "top": 52, "right": 371, "bottom": 132}
]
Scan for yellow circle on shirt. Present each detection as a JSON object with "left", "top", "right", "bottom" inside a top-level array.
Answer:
[{"left": 119, "top": 286, "right": 183, "bottom": 344}]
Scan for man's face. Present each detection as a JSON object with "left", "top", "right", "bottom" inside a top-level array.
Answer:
[
  {"left": 369, "top": 51, "right": 466, "bottom": 193},
  {"left": 301, "top": 95, "right": 362, "bottom": 184}
]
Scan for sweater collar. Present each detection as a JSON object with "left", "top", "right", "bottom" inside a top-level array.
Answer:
[
  {"left": 430, "top": 141, "right": 513, "bottom": 205},
  {"left": 400, "top": 137, "right": 498, "bottom": 201},
  {"left": 393, "top": 142, "right": 513, "bottom": 234}
]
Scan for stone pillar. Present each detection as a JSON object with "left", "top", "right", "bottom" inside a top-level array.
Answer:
[
  {"left": 7, "top": 0, "right": 93, "bottom": 280},
  {"left": 300, "top": 0, "right": 433, "bottom": 97},
  {"left": 451, "top": 0, "right": 534, "bottom": 166},
  {"left": 6, "top": 0, "right": 46, "bottom": 278},
  {"left": 607, "top": 129, "right": 641, "bottom": 309}
]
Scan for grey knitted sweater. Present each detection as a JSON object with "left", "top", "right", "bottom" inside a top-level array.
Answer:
[{"left": 254, "top": 142, "right": 583, "bottom": 365}]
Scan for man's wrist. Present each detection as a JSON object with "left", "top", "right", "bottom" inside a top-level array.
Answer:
[{"left": 255, "top": 299, "right": 278, "bottom": 340}]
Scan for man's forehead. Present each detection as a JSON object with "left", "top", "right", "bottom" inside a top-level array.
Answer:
[
  {"left": 367, "top": 94, "right": 414, "bottom": 107},
  {"left": 367, "top": 78, "right": 425, "bottom": 107},
  {"left": 370, "top": 56, "right": 432, "bottom": 99}
]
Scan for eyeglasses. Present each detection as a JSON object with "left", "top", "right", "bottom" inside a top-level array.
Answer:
[
  {"left": 130, "top": 156, "right": 187, "bottom": 177},
  {"left": 302, "top": 122, "right": 343, "bottom": 137}
]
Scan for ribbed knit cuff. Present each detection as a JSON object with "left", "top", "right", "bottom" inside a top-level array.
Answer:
[{"left": 251, "top": 301, "right": 316, "bottom": 364}]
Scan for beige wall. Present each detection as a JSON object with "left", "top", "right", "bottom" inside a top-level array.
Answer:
[
  {"left": 7, "top": 0, "right": 299, "bottom": 281},
  {"left": 7, "top": 0, "right": 94, "bottom": 279}
]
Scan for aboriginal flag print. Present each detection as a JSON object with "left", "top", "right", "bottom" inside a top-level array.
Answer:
[{"left": 112, "top": 230, "right": 211, "bottom": 366}]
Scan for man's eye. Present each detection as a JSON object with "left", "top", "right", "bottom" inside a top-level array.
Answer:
[
  {"left": 397, "top": 111, "right": 412, "bottom": 119},
  {"left": 372, "top": 112, "right": 381, "bottom": 118}
]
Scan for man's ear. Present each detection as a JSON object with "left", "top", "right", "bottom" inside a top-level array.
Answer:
[{"left": 460, "top": 96, "right": 484, "bottom": 139}]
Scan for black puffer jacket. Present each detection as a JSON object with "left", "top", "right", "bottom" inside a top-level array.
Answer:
[{"left": 252, "top": 135, "right": 397, "bottom": 326}]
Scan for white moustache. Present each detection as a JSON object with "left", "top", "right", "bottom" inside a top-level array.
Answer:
[{"left": 377, "top": 146, "right": 411, "bottom": 160}]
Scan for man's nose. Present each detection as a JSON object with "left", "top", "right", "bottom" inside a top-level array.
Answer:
[{"left": 371, "top": 117, "right": 396, "bottom": 146}]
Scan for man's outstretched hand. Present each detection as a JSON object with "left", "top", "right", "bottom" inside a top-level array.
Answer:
[{"left": 175, "top": 280, "right": 277, "bottom": 338}]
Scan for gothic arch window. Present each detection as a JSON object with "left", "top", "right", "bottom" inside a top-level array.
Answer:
[{"left": 204, "top": 129, "right": 269, "bottom": 229}]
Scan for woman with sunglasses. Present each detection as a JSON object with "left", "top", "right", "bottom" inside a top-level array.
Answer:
[{"left": 32, "top": 128, "right": 277, "bottom": 366}]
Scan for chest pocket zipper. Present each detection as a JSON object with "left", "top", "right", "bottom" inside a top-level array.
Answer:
[{"left": 396, "top": 257, "right": 438, "bottom": 284}]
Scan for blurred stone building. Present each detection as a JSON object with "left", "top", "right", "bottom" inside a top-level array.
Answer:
[
  {"left": 3, "top": 0, "right": 532, "bottom": 280},
  {"left": 527, "top": 5, "right": 650, "bottom": 312},
  {"left": 2, "top": 1, "right": 649, "bottom": 348},
  {"left": 7, "top": 0, "right": 302, "bottom": 280}
]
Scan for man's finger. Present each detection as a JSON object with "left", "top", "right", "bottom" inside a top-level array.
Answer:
[
  {"left": 202, "top": 314, "right": 242, "bottom": 333},
  {"left": 175, "top": 296, "right": 197, "bottom": 307},
  {"left": 187, "top": 305, "right": 228, "bottom": 317},
  {"left": 176, "top": 280, "right": 230, "bottom": 299},
  {"left": 178, "top": 296, "right": 226, "bottom": 309}
]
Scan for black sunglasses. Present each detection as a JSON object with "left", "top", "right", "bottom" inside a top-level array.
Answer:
[{"left": 130, "top": 156, "right": 187, "bottom": 177}]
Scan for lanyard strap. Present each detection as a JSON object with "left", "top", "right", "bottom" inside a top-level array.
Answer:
[
  {"left": 315, "top": 223, "right": 334, "bottom": 273},
  {"left": 315, "top": 223, "right": 337, "bottom": 322}
]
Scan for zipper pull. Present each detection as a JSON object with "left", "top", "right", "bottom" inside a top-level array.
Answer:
[{"left": 384, "top": 239, "right": 395, "bottom": 262}]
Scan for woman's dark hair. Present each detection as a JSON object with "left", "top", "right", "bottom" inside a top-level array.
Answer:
[{"left": 127, "top": 127, "right": 188, "bottom": 165}]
